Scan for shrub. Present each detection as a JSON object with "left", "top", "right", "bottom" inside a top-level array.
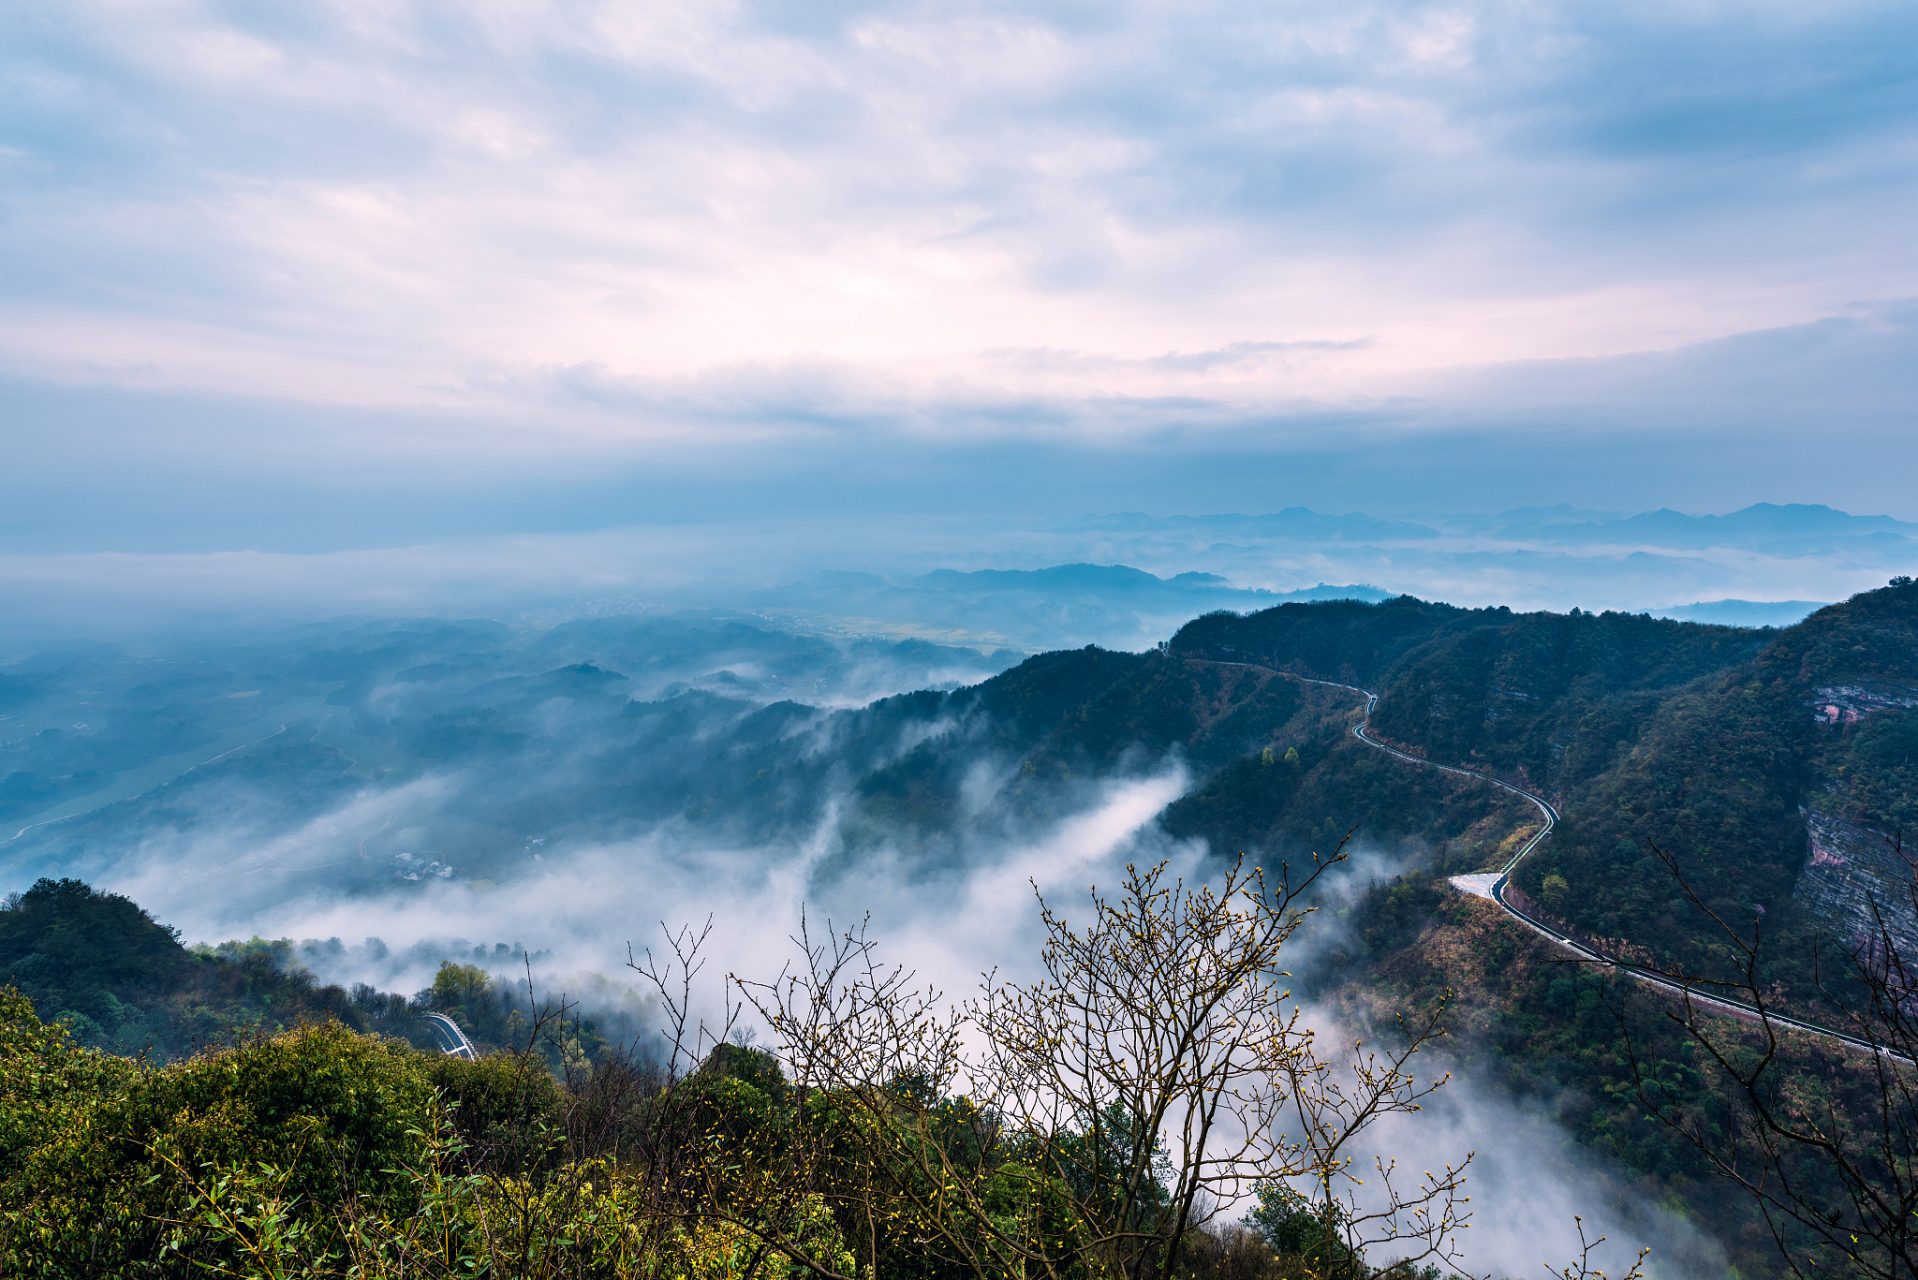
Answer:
[{"left": 1, "top": 992, "right": 436, "bottom": 1276}]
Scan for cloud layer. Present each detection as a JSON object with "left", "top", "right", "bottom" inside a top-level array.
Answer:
[{"left": 3, "top": 0, "right": 1915, "bottom": 548}]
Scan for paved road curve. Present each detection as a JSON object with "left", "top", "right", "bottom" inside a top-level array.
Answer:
[
  {"left": 423, "top": 1011, "right": 479, "bottom": 1061},
  {"left": 1206, "top": 658, "right": 1901, "bottom": 1060}
]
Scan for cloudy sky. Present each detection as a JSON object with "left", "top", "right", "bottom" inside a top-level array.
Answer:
[{"left": 3, "top": 0, "right": 1915, "bottom": 554}]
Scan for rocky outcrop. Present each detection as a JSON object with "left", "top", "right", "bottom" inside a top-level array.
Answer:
[{"left": 1794, "top": 799, "right": 1918, "bottom": 958}]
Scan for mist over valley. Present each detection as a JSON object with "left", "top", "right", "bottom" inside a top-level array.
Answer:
[{"left": 8, "top": 539, "right": 1917, "bottom": 1276}]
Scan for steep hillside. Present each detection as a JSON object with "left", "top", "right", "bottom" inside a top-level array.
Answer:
[
  {"left": 1169, "top": 580, "right": 1918, "bottom": 988},
  {"left": 823, "top": 642, "right": 1537, "bottom": 869},
  {"left": 1215, "top": 581, "right": 1918, "bottom": 1280},
  {"left": 1174, "top": 598, "right": 1766, "bottom": 794}
]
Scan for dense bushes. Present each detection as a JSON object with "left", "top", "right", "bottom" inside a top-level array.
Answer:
[
  {"left": 1, "top": 991, "right": 436, "bottom": 1274},
  {"left": 0, "top": 991, "right": 785, "bottom": 1278},
  {"left": 0, "top": 993, "right": 1182, "bottom": 1279}
]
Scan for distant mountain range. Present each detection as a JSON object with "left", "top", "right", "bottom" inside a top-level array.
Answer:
[
  {"left": 1051, "top": 508, "right": 1441, "bottom": 541},
  {"left": 743, "top": 565, "right": 1393, "bottom": 651},
  {"left": 909, "top": 564, "right": 1389, "bottom": 603},
  {"left": 1060, "top": 502, "right": 1917, "bottom": 553},
  {"left": 1491, "top": 502, "right": 1918, "bottom": 550},
  {"left": 905, "top": 562, "right": 1829, "bottom": 632},
  {"left": 748, "top": 555, "right": 1841, "bottom": 648}
]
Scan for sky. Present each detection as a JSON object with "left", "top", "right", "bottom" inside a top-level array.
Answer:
[{"left": 2, "top": 0, "right": 1914, "bottom": 559}]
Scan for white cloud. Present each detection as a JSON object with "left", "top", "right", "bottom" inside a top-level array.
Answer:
[
  {"left": 0, "top": 0, "right": 1911, "bottom": 561},
  {"left": 4, "top": 0, "right": 1911, "bottom": 427}
]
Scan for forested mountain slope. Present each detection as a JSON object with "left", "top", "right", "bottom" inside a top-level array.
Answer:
[
  {"left": 1174, "top": 597, "right": 1767, "bottom": 792},
  {"left": 1170, "top": 580, "right": 1918, "bottom": 980}
]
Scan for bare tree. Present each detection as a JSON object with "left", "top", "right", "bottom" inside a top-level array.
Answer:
[
  {"left": 722, "top": 847, "right": 1478, "bottom": 1280},
  {"left": 1621, "top": 838, "right": 1918, "bottom": 1279},
  {"left": 626, "top": 917, "right": 853, "bottom": 1280}
]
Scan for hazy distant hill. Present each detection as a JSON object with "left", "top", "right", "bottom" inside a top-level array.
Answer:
[
  {"left": 1654, "top": 598, "right": 1827, "bottom": 627},
  {"left": 1050, "top": 509, "right": 1441, "bottom": 541},
  {"left": 909, "top": 564, "right": 1390, "bottom": 604},
  {"left": 1497, "top": 501, "right": 1918, "bottom": 551},
  {"left": 914, "top": 564, "right": 1222, "bottom": 592},
  {"left": 742, "top": 562, "right": 1389, "bottom": 651}
]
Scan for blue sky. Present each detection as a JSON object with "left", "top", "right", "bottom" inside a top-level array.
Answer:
[{"left": 2, "top": 0, "right": 1915, "bottom": 553}]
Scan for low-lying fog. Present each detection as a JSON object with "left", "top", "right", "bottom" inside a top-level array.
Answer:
[{"left": 31, "top": 731, "right": 1719, "bottom": 1277}]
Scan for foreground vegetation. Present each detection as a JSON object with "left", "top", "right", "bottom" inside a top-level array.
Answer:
[
  {"left": 1, "top": 988, "right": 790, "bottom": 1279},
  {"left": 0, "top": 855, "right": 1530, "bottom": 1280}
]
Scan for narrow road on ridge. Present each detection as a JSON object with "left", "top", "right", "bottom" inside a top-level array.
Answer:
[{"left": 1205, "top": 658, "right": 1901, "bottom": 1060}]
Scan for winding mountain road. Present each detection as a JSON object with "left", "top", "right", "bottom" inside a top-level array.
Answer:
[{"left": 1208, "top": 659, "right": 1901, "bottom": 1060}]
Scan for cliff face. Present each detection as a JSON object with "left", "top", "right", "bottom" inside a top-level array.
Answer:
[{"left": 1797, "top": 800, "right": 1918, "bottom": 957}]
